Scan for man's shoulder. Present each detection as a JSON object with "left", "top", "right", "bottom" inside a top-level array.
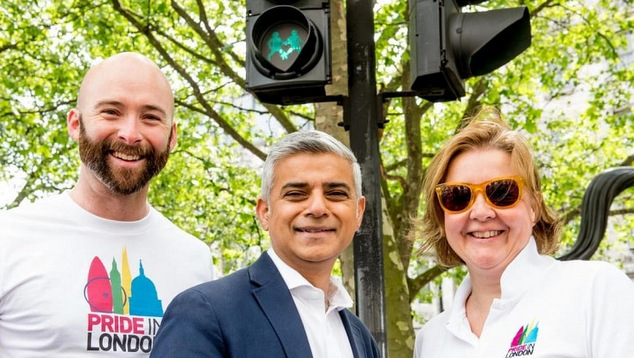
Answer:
[
  {"left": 0, "top": 193, "right": 66, "bottom": 221},
  {"left": 181, "top": 255, "right": 277, "bottom": 298},
  {"left": 147, "top": 206, "right": 205, "bottom": 242},
  {"left": 170, "top": 266, "right": 255, "bottom": 312}
]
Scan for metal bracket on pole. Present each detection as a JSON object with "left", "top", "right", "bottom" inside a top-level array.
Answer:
[{"left": 338, "top": 94, "right": 389, "bottom": 130}]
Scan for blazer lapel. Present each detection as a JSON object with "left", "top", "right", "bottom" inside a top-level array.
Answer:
[
  {"left": 249, "top": 254, "right": 313, "bottom": 358},
  {"left": 340, "top": 310, "right": 365, "bottom": 358}
]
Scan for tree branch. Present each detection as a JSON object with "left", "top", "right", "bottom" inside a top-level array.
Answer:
[
  {"left": 407, "top": 265, "right": 449, "bottom": 303},
  {"left": 110, "top": 0, "right": 266, "bottom": 160}
]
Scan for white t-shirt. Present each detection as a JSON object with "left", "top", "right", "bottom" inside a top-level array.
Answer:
[
  {"left": 0, "top": 192, "right": 213, "bottom": 357},
  {"left": 414, "top": 237, "right": 634, "bottom": 358}
]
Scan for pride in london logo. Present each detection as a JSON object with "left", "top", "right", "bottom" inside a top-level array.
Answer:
[
  {"left": 83, "top": 248, "right": 163, "bottom": 353},
  {"left": 505, "top": 321, "right": 539, "bottom": 357}
]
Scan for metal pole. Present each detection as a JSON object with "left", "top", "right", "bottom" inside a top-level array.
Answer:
[{"left": 345, "top": 0, "right": 387, "bottom": 356}]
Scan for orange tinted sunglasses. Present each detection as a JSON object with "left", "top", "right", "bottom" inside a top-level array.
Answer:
[{"left": 435, "top": 176, "right": 524, "bottom": 214}]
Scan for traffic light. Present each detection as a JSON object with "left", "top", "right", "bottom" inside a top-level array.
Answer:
[
  {"left": 245, "top": 0, "right": 331, "bottom": 105},
  {"left": 409, "top": 0, "right": 531, "bottom": 102}
]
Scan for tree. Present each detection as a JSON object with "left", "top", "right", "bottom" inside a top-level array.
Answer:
[{"left": 1, "top": 0, "right": 632, "bottom": 356}]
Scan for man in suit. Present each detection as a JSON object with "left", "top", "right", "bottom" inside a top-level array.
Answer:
[{"left": 150, "top": 130, "right": 380, "bottom": 358}]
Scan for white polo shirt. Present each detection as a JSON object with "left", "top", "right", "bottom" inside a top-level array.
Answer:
[
  {"left": 414, "top": 237, "right": 634, "bottom": 358},
  {"left": 268, "top": 248, "right": 354, "bottom": 358}
]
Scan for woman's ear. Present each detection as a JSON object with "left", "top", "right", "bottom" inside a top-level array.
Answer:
[{"left": 531, "top": 191, "right": 543, "bottom": 226}]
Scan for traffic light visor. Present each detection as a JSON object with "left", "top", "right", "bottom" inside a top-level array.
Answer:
[{"left": 451, "top": 7, "right": 531, "bottom": 78}]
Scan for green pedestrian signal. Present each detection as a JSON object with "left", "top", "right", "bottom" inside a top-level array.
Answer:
[
  {"left": 267, "top": 32, "right": 284, "bottom": 61},
  {"left": 264, "top": 27, "right": 307, "bottom": 71},
  {"left": 246, "top": 1, "right": 331, "bottom": 105}
]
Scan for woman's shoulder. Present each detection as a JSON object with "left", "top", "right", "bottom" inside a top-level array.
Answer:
[
  {"left": 418, "top": 309, "right": 451, "bottom": 337},
  {"left": 552, "top": 258, "right": 633, "bottom": 288},
  {"left": 556, "top": 257, "right": 626, "bottom": 275}
]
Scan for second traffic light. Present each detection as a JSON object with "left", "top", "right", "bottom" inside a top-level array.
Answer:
[
  {"left": 409, "top": 0, "right": 531, "bottom": 102},
  {"left": 245, "top": 0, "right": 331, "bottom": 105}
]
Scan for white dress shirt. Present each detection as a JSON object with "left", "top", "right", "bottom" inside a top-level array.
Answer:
[{"left": 268, "top": 248, "right": 355, "bottom": 358}]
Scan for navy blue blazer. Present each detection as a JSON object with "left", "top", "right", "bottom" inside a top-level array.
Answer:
[{"left": 150, "top": 253, "right": 380, "bottom": 358}]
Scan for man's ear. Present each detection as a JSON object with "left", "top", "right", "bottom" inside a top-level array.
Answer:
[
  {"left": 67, "top": 109, "right": 81, "bottom": 141},
  {"left": 169, "top": 122, "right": 178, "bottom": 152},
  {"left": 355, "top": 196, "right": 366, "bottom": 230},
  {"left": 255, "top": 198, "right": 270, "bottom": 231}
]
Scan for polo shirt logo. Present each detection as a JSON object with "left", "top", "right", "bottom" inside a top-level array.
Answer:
[{"left": 505, "top": 321, "right": 538, "bottom": 357}]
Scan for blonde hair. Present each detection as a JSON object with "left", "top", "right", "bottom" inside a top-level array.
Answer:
[{"left": 413, "top": 107, "right": 561, "bottom": 267}]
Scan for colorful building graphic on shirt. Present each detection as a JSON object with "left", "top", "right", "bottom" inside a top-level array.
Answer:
[
  {"left": 83, "top": 248, "right": 163, "bottom": 353},
  {"left": 84, "top": 248, "right": 163, "bottom": 317},
  {"left": 506, "top": 321, "right": 539, "bottom": 357}
]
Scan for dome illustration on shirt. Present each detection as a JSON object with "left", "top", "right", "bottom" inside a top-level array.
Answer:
[{"left": 129, "top": 260, "right": 163, "bottom": 317}]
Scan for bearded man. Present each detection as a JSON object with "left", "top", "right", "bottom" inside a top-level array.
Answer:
[{"left": 0, "top": 52, "right": 213, "bottom": 357}]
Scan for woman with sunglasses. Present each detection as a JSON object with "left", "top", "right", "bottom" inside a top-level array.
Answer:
[{"left": 412, "top": 107, "right": 634, "bottom": 357}]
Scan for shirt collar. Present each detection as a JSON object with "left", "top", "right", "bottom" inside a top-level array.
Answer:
[
  {"left": 499, "top": 236, "right": 556, "bottom": 299},
  {"left": 267, "top": 248, "right": 353, "bottom": 310},
  {"left": 446, "top": 237, "right": 556, "bottom": 339},
  {"left": 451, "top": 236, "right": 555, "bottom": 304}
]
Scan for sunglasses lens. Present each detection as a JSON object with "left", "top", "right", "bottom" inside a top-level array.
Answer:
[
  {"left": 439, "top": 185, "right": 472, "bottom": 212},
  {"left": 486, "top": 179, "right": 520, "bottom": 207}
]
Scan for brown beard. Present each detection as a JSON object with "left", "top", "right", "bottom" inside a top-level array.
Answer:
[{"left": 77, "top": 116, "right": 171, "bottom": 195}]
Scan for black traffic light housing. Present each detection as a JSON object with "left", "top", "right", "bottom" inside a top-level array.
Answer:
[
  {"left": 409, "top": 0, "right": 531, "bottom": 102},
  {"left": 246, "top": 0, "right": 331, "bottom": 105}
]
